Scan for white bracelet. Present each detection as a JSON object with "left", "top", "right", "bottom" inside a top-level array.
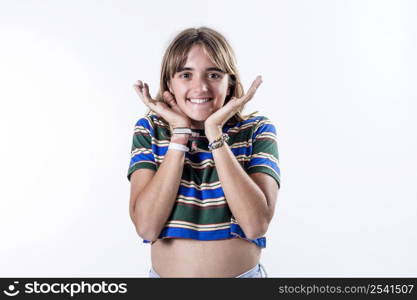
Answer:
[
  {"left": 168, "top": 142, "right": 189, "bottom": 152},
  {"left": 172, "top": 127, "right": 200, "bottom": 138},
  {"left": 172, "top": 127, "right": 192, "bottom": 135}
]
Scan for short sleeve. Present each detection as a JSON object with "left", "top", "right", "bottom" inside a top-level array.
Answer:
[
  {"left": 127, "top": 116, "right": 157, "bottom": 181},
  {"left": 246, "top": 117, "right": 281, "bottom": 189}
]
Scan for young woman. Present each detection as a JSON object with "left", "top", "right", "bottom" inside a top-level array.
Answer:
[{"left": 128, "top": 27, "right": 280, "bottom": 278}]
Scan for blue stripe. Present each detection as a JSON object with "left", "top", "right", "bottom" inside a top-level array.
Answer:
[
  {"left": 230, "top": 146, "right": 252, "bottom": 156},
  {"left": 233, "top": 116, "right": 265, "bottom": 128},
  {"left": 153, "top": 144, "right": 168, "bottom": 157},
  {"left": 186, "top": 151, "right": 213, "bottom": 162},
  {"left": 129, "top": 153, "right": 155, "bottom": 167},
  {"left": 136, "top": 117, "right": 155, "bottom": 136},
  {"left": 220, "top": 116, "right": 264, "bottom": 137},
  {"left": 178, "top": 185, "right": 225, "bottom": 199},
  {"left": 142, "top": 223, "right": 266, "bottom": 248},
  {"left": 230, "top": 223, "right": 266, "bottom": 248},
  {"left": 247, "top": 157, "right": 280, "bottom": 175},
  {"left": 253, "top": 123, "right": 276, "bottom": 139}
]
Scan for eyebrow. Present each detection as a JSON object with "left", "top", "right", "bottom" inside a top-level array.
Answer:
[{"left": 177, "top": 67, "right": 225, "bottom": 73}]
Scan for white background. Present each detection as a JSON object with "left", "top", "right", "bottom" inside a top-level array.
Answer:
[{"left": 0, "top": 0, "right": 416, "bottom": 277}]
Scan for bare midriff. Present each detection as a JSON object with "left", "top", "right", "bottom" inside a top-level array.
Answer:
[{"left": 151, "top": 237, "right": 261, "bottom": 278}]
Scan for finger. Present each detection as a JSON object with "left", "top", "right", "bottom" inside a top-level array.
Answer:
[
  {"left": 133, "top": 80, "right": 144, "bottom": 95},
  {"left": 142, "top": 83, "right": 153, "bottom": 102},
  {"left": 245, "top": 75, "right": 263, "bottom": 99},
  {"left": 163, "top": 91, "right": 185, "bottom": 115},
  {"left": 242, "top": 75, "right": 263, "bottom": 104},
  {"left": 143, "top": 83, "right": 159, "bottom": 108},
  {"left": 133, "top": 81, "right": 156, "bottom": 110},
  {"left": 133, "top": 83, "right": 145, "bottom": 101},
  {"left": 163, "top": 91, "right": 176, "bottom": 107},
  {"left": 134, "top": 80, "right": 144, "bottom": 91},
  {"left": 218, "top": 97, "right": 241, "bottom": 120},
  {"left": 229, "top": 97, "right": 243, "bottom": 114}
]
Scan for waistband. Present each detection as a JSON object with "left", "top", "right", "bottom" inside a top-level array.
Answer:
[{"left": 149, "top": 263, "right": 268, "bottom": 278}]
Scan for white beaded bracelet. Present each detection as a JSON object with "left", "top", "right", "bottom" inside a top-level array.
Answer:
[{"left": 168, "top": 142, "right": 189, "bottom": 152}]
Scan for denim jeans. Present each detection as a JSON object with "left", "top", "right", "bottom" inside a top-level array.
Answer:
[{"left": 149, "top": 263, "right": 268, "bottom": 278}]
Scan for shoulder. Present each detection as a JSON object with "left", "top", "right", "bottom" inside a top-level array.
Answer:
[
  {"left": 242, "top": 115, "right": 278, "bottom": 139},
  {"left": 134, "top": 113, "right": 168, "bottom": 136},
  {"left": 231, "top": 114, "right": 276, "bottom": 131},
  {"left": 134, "top": 114, "right": 154, "bottom": 129},
  {"left": 253, "top": 115, "right": 277, "bottom": 131}
]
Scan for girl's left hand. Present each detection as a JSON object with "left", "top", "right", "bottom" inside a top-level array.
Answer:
[{"left": 204, "top": 75, "right": 263, "bottom": 141}]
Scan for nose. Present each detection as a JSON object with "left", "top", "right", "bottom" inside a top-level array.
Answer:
[{"left": 192, "top": 76, "right": 209, "bottom": 92}]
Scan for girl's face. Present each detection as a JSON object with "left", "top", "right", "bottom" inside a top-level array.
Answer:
[{"left": 168, "top": 44, "right": 230, "bottom": 128}]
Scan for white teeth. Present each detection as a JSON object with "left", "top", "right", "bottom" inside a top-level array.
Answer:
[{"left": 188, "top": 98, "right": 212, "bottom": 104}]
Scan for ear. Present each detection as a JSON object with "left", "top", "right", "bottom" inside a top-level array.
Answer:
[{"left": 226, "top": 87, "right": 231, "bottom": 96}]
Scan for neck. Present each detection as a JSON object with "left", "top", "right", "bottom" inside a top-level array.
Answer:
[{"left": 190, "top": 120, "right": 205, "bottom": 130}]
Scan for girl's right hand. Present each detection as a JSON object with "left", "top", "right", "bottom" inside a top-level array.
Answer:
[{"left": 133, "top": 80, "right": 192, "bottom": 129}]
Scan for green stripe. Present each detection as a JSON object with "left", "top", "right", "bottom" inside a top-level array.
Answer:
[
  {"left": 127, "top": 162, "right": 156, "bottom": 181},
  {"left": 170, "top": 205, "right": 231, "bottom": 224},
  {"left": 132, "top": 133, "right": 152, "bottom": 150},
  {"left": 246, "top": 166, "right": 280, "bottom": 189}
]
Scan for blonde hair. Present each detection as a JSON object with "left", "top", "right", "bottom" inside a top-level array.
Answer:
[{"left": 146, "top": 26, "right": 258, "bottom": 128}]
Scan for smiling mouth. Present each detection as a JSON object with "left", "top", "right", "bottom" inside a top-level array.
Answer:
[{"left": 187, "top": 98, "right": 213, "bottom": 104}]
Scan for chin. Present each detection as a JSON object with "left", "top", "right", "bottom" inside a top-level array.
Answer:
[
  {"left": 190, "top": 115, "right": 208, "bottom": 122},
  {"left": 186, "top": 111, "right": 212, "bottom": 122}
]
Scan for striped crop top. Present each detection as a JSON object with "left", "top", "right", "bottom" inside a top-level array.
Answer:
[{"left": 127, "top": 113, "right": 280, "bottom": 248}]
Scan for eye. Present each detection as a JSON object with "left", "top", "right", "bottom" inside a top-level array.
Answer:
[
  {"left": 179, "top": 72, "right": 191, "bottom": 79},
  {"left": 208, "top": 73, "right": 221, "bottom": 79}
]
